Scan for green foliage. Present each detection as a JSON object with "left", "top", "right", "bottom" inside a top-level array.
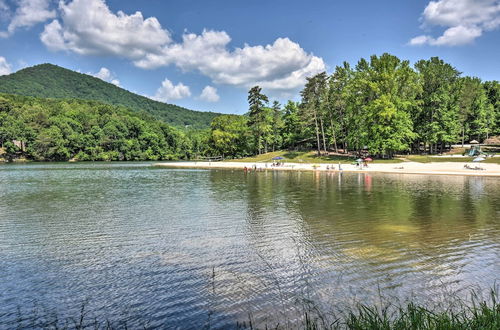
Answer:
[
  {"left": 210, "top": 114, "right": 251, "bottom": 157},
  {"left": 211, "top": 54, "right": 499, "bottom": 160},
  {"left": 247, "top": 86, "right": 271, "bottom": 154},
  {"left": 2, "top": 58, "right": 499, "bottom": 162},
  {"left": 325, "top": 62, "right": 352, "bottom": 152},
  {"left": 414, "top": 57, "right": 461, "bottom": 151},
  {"left": 0, "top": 64, "right": 221, "bottom": 129},
  {"left": 282, "top": 101, "right": 310, "bottom": 148},
  {"left": 300, "top": 72, "right": 328, "bottom": 154},
  {"left": 483, "top": 80, "right": 500, "bottom": 136},
  {"left": 458, "top": 77, "right": 492, "bottom": 143},
  {"left": 0, "top": 93, "right": 191, "bottom": 161},
  {"left": 348, "top": 54, "right": 420, "bottom": 156}
]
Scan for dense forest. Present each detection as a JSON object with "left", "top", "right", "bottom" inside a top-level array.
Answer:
[
  {"left": 204, "top": 54, "right": 500, "bottom": 159},
  {"left": 0, "top": 94, "right": 192, "bottom": 161},
  {"left": 0, "top": 64, "right": 221, "bottom": 129},
  {"left": 1, "top": 54, "right": 499, "bottom": 162}
]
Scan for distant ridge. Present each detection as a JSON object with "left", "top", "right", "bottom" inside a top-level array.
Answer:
[{"left": 0, "top": 63, "right": 221, "bottom": 128}]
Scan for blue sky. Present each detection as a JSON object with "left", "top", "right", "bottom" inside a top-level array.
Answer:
[{"left": 0, "top": 0, "right": 499, "bottom": 114}]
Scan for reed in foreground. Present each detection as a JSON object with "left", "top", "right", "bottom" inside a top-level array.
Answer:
[{"left": 3, "top": 289, "right": 499, "bottom": 329}]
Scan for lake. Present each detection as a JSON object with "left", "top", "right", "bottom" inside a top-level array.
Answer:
[{"left": 0, "top": 163, "right": 499, "bottom": 328}]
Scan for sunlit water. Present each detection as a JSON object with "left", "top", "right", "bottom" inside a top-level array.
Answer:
[{"left": 0, "top": 163, "right": 499, "bottom": 328}]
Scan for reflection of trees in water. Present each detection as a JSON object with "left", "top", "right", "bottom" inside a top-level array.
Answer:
[
  {"left": 207, "top": 170, "right": 322, "bottom": 325},
  {"left": 205, "top": 170, "right": 500, "bottom": 323}
]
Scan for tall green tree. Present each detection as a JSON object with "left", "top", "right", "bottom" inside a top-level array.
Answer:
[
  {"left": 414, "top": 57, "right": 461, "bottom": 153},
  {"left": 210, "top": 115, "right": 251, "bottom": 158},
  {"left": 247, "top": 86, "right": 270, "bottom": 154},
  {"left": 270, "top": 101, "right": 283, "bottom": 151},
  {"left": 325, "top": 62, "right": 352, "bottom": 153},
  {"left": 282, "top": 101, "right": 307, "bottom": 149},
  {"left": 458, "top": 77, "right": 491, "bottom": 144},
  {"left": 348, "top": 54, "right": 420, "bottom": 157},
  {"left": 300, "top": 72, "right": 328, "bottom": 155}
]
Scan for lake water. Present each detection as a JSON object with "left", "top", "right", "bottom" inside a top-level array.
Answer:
[{"left": 0, "top": 163, "right": 499, "bottom": 328}]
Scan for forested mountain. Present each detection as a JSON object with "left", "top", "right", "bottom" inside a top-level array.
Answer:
[{"left": 0, "top": 64, "right": 220, "bottom": 128}]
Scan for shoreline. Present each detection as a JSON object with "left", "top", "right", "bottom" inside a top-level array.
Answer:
[{"left": 154, "top": 161, "right": 500, "bottom": 177}]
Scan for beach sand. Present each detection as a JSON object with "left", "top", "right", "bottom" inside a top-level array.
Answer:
[{"left": 153, "top": 161, "right": 500, "bottom": 177}]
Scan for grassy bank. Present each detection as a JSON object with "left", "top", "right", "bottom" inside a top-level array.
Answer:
[
  {"left": 229, "top": 151, "right": 402, "bottom": 164},
  {"left": 4, "top": 290, "right": 499, "bottom": 329},
  {"left": 407, "top": 155, "right": 500, "bottom": 164},
  {"left": 229, "top": 151, "right": 500, "bottom": 165},
  {"left": 341, "top": 296, "right": 499, "bottom": 330}
]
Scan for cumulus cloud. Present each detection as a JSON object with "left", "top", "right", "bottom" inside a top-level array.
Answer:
[
  {"left": 199, "top": 85, "right": 219, "bottom": 102},
  {"left": 135, "top": 30, "right": 326, "bottom": 91},
  {"left": 410, "top": 0, "right": 500, "bottom": 46},
  {"left": 41, "top": 0, "right": 170, "bottom": 57},
  {"left": 1, "top": 0, "right": 55, "bottom": 37},
  {"left": 40, "top": 0, "right": 325, "bottom": 92},
  {"left": 152, "top": 79, "right": 191, "bottom": 102},
  {"left": 90, "top": 67, "right": 120, "bottom": 86},
  {"left": 0, "top": 56, "right": 11, "bottom": 75}
]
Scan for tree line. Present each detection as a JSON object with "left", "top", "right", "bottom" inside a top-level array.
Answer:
[
  {"left": 204, "top": 54, "right": 500, "bottom": 158},
  {"left": 0, "top": 94, "right": 192, "bottom": 161},
  {"left": 1, "top": 54, "right": 499, "bottom": 162}
]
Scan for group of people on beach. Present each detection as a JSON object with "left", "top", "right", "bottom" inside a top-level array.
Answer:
[
  {"left": 243, "top": 165, "right": 265, "bottom": 173},
  {"left": 325, "top": 164, "right": 345, "bottom": 171}
]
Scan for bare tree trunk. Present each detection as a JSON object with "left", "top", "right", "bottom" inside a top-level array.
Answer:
[
  {"left": 319, "top": 116, "right": 327, "bottom": 153},
  {"left": 330, "top": 119, "right": 338, "bottom": 153},
  {"left": 313, "top": 112, "right": 321, "bottom": 156},
  {"left": 258, "top": 134, "right": 262, "bottom": 155}
]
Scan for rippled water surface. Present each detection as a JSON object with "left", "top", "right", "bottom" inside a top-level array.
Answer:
[{"left": 0, "top": 163, "right": 499, "bottom": 328}]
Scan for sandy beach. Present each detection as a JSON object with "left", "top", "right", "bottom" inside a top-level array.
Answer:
[{"left": 154, "top": 161, "right": 500, "bottom": 177}]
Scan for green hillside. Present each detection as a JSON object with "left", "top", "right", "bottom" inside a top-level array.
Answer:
[
  {"left": 0, "top": 64, "right": 220, "bottom": 128},
  {"left": 0, "top": 93, "right": 192, "bottom": 161}
]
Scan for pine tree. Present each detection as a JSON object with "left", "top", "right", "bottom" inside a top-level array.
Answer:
[{"left": 247, "top": 86, "right": 269, "bottom": 154}]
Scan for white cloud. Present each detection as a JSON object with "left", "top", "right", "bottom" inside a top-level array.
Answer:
[
  {"left": 93, "top": 67, "right": 111, "bottom": 80},
  {"left": 199, "top": 85, "right": 219, "bottom": 102},
  {"left": 432, "top": 25, "right": 482, "bottom": 45},
  {"left": 40, "top": 0, "right": 325, "bottom": 93},
  {"left": 0, "top": 56, "right": 11, "bottom": 75},
  {"left": 152, "top": 78, "right": 191, "bottom": 102},
  {"left": 41, "top": 0, "right": 170, "bottom": 58},
  {"left": 135, "top": 30, "right": 326, "bottom": 91},
  {"left": 89, "top": 67, "right": 120, "bottom": 86},
  {"left": 1, "top": 0, "right": 55, "bottom": 37},
  {"left": 410, "top": 0, "right": 500, "bottom": 46}
]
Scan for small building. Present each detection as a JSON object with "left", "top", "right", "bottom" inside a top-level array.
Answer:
[{"left": 12, "top": 140, "right": 26, "bottom": 152}]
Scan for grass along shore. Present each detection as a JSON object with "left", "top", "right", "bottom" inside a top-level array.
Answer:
[
  {"left": 4, "top": 289, "right": 499, "bottom": 329},
  {"left": 225, "top": 150, "right": 500, "bottom": 165}
]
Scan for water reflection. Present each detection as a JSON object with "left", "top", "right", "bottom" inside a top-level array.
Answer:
[{"left": 0, "top": 164, "right": 499, "bottom": 328}]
